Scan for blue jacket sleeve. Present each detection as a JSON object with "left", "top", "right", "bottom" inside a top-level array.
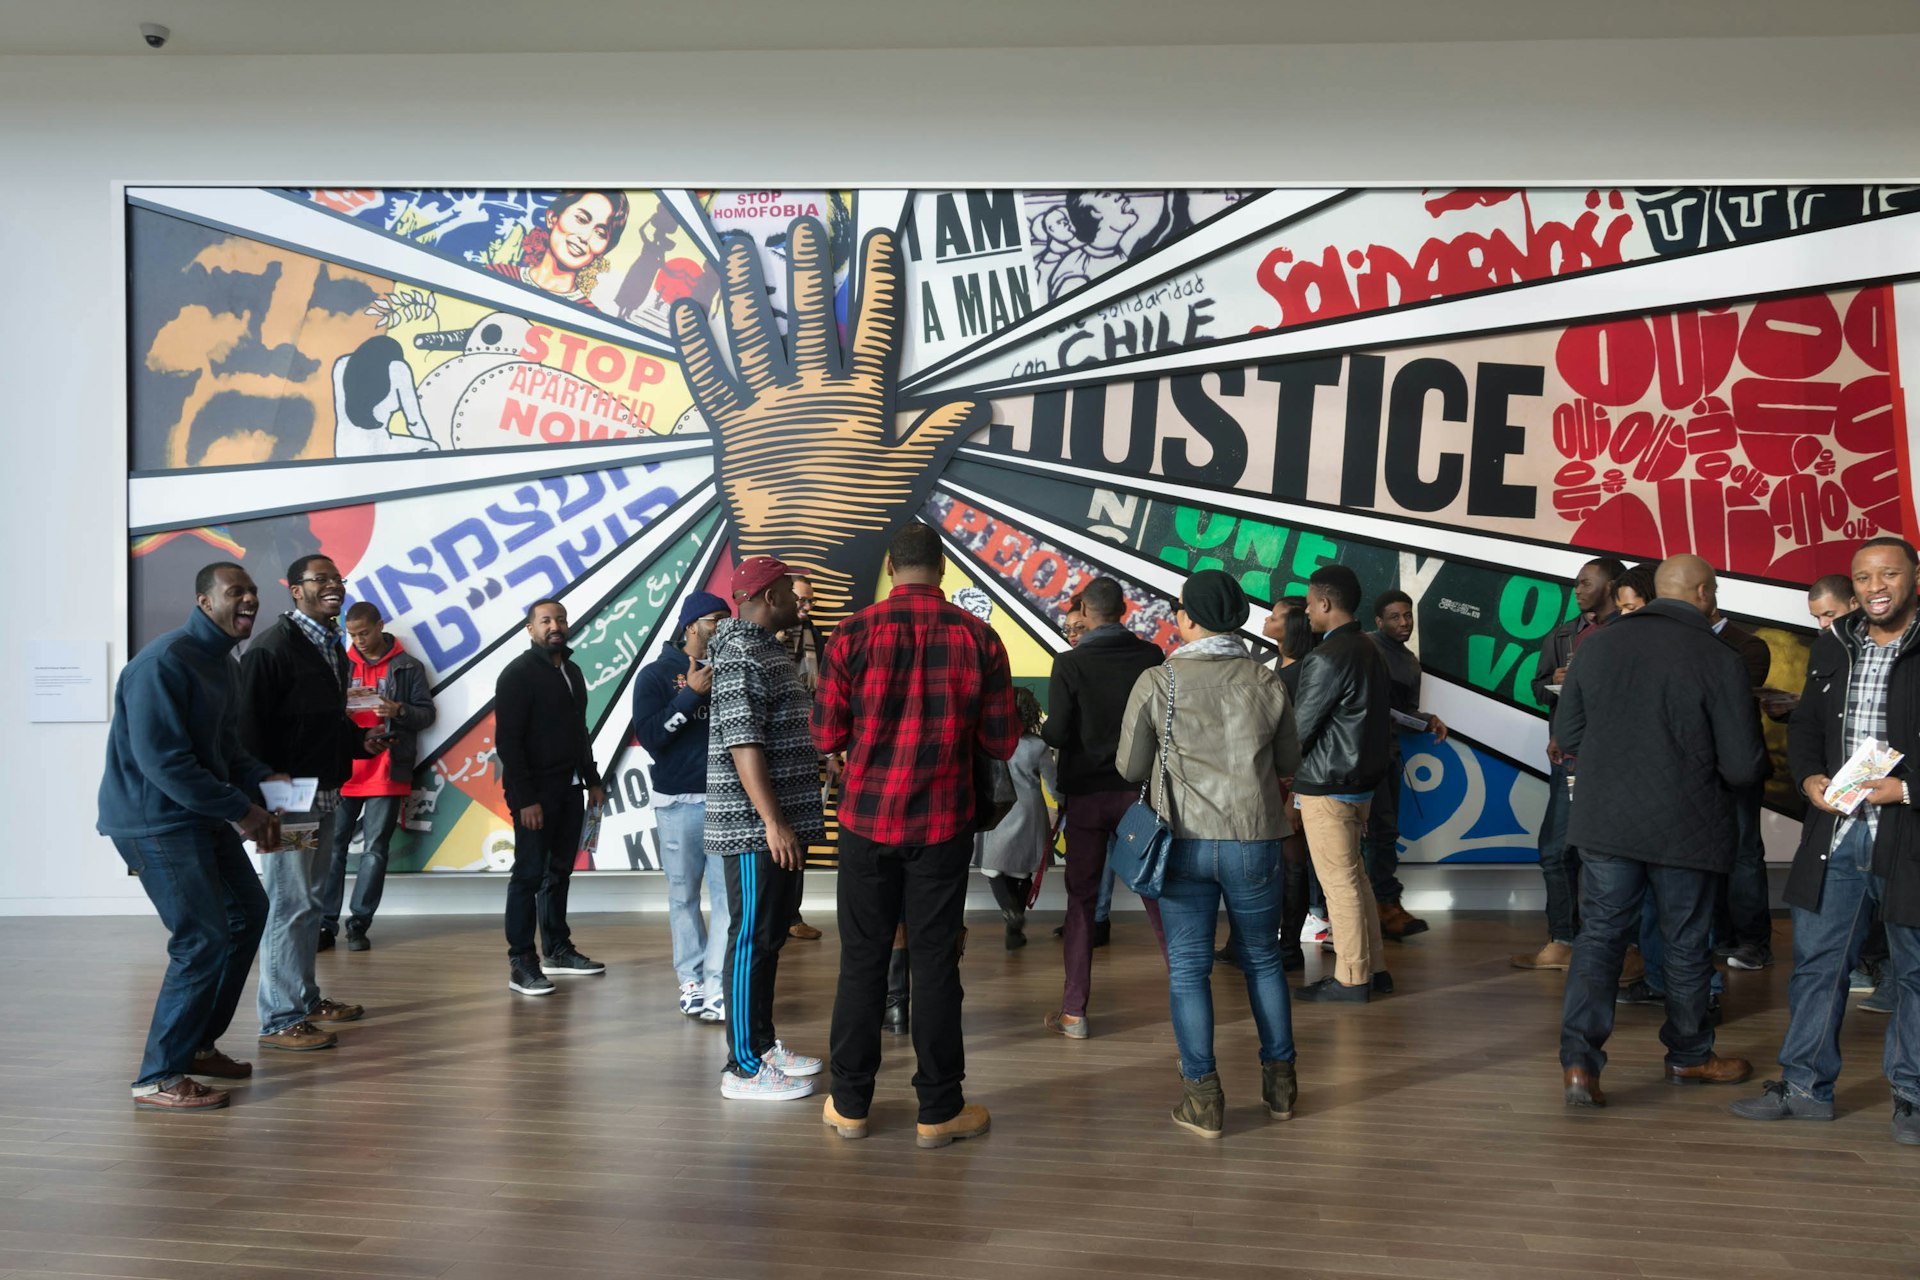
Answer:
[
  {"left": 633, "top": 661, "right": 707, "bottom": 755},
  {"left": 127, "top": 652, "right": 255, "bottom": 822}
]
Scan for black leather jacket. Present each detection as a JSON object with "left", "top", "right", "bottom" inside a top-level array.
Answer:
[{"left": 1292, "top": 621, "right": 1393, "bottom": 795}]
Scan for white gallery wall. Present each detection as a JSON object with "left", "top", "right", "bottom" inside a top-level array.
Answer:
[{"left": 2, "top": 36, "right": 1917, "bottom": 914}]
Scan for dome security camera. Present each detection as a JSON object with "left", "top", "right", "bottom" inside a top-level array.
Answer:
[{"left": 140, "top": 22, "right": 170, "bottom": 49}]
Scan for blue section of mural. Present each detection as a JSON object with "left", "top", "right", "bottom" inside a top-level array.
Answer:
[{"left": 1395, "top": 731, "right": 1544, "bottom": 864}]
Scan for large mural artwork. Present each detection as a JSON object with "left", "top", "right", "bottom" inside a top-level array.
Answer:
[{"left": 126, "top": 185, "right": 1920, "bottom": 872}]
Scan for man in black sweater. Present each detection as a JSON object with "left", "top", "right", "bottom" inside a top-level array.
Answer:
[
  {"left": 496, "top": 598, "right": 606, "bottom": 996},
  {"left": 238, "top": 555, "right": 383, "bottom": 1052},
  {"left": 1041, "top": 576, "right": 1166, "bottom": 1039},
  {"left": 1556, "top": 554, "right": 1766, "bottom": 1107}
]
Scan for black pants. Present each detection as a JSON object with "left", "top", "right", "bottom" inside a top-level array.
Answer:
[
  {"left": 1713, "top": 782, "right": 1772, "bottom": 953},
  {"left": 505, "top": 782, "right": 584, "bottom": 961},
  {"left": 1561, "top": 850, "right": 1718, "bottom": 1075},
  {"left": 722, "top": 849, "right": 804, "bottom": 1076},
  {"left": 830, "top": 827, "right": 973, "bottom": 1125}
]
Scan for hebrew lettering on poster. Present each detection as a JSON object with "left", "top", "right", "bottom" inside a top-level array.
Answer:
[{"left": 128, "top": 185, "right": 1919, "bottom": 871}]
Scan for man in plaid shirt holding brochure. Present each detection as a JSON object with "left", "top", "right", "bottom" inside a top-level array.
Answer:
[{"left": 813, "top": 522, "right": 1019, "bottom": 1148}]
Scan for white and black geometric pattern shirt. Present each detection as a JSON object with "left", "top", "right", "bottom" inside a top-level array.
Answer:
[{"left": 703, "top": 619, "right": 824, "bottom": 857}]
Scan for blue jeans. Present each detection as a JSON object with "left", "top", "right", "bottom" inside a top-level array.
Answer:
[
  {"left": 1639, "top": 891, "right": 1723, "bottom": 996},
  {"left": 257, "top": 810, "right": 335, "bottom": 1035},
  {"left": 1561, "top": 850, "right": 1718, "bottom": 1074},
  {"left": 1157, "top": 838, "right": 1295, "bottom": 1080},
  {"left": 114, "top": 826, "right": 268, "bottom": 1088},
  {"left": 322, "top": 793, "right": 401, "bottom": 934},
  {"left": 1537, "top": 761, "right": 1579, "bottom": 944},
  {"left": 1778, "top": 821, "right": 1920, "bottom": 1103},
  {"left": 657, "top": 801, "right": 730, "bottom": 996},
  {"left": 1362, "top": 739, "right": 1404, "bottom": 904}
]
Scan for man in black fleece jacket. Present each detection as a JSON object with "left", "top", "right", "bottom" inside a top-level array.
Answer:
[
  {"left": 1041, "top": 576, "right": 1166, "bottom": 1039},
  {"left": 238, "top": 555, "right": 383, "bottom": 1052},
  {"left": 496, "top": 597, "right": 606, "bottom": 996}
]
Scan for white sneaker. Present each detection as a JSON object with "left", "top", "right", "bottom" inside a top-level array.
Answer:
[
  {"left": 720, "top": 1061, "right": 814, "bottom": 1101},
  {"left": 765, "top": 1040, "right": 822, "bottom": 1077},
  {"left": 700, "top": 994, "right": 725, "bottom": 1024},
  {"left": 1302, "top": 912, "right": 1330, "bottom": 943},
  {"left": 677, "top": 981, "right": 706, "bottom": 1017}
]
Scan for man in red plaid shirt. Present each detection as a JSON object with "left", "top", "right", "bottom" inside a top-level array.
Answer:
[{"left": 813, "top": 522, "right": 1019, "bottom": 1148}]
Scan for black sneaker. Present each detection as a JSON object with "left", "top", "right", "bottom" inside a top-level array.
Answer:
[
  {"left": 542, "top": 949, "right": 606, "bottom": 976},
  {"left": 345, "top": 925, "right": 370, "bottom": 952},
  {"left": 1724, "top": 945, "right": 1773, "bottom": 971},
  {"left": 1371, "top": 970, "right": 1394, "bottom": 995},
  {"left": 1861, "top": 980, "right": 1896, "bottom": 1014},
  {"left": 1090, "top": 920, "right": 1112, "bottom": 948},
  {"left": 1280, "top": 946, "right": 1306, "bottom": 972},
  {"left": 1294, "top": 976, "right": 1369, "bottom": 1003},
  {"left": 1729, "top": 1079, "right": 1834, "bottom": 1121},
  {"left": 509, "top": 961, "right": 554, "bottom": 996},
  {"left": 316, "top": 929, "right": 336, "bottom": 953},
  {"left": 1616, "top": 979, "right": 1665, "bottom": 1006},
  {"left": 1894, "top": 1098, "right": 1920, "bottom": 1146}
]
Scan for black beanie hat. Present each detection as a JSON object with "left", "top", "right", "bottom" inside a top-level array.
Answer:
[{"left": 1180, "top": 569, "right": 1248, "bottom": 635}]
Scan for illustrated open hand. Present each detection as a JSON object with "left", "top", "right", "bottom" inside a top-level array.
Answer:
[{"left": 672, "top": 218, "right": 990, "bottom": 627}]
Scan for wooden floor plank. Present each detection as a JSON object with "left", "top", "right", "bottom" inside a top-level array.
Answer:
[{"left": 2, "top": 910, "right": 1913, "bottom": 1279}]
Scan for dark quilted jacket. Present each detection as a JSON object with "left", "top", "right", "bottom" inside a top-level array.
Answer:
[{"left": 1557, "top": 599, "right": 1767, "bottom": 870}]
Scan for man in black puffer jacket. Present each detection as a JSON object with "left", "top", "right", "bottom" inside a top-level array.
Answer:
[
  {"left": 1555, "top": 555, "right": 1766, "bottom": 1108},
  {"left": 1733, "top": 537, "right": 1920, "bottom": 1142}
]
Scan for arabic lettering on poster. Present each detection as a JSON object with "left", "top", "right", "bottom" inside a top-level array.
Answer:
[{"left": 349, "top": 465, "right": 686, "bottom": 675}]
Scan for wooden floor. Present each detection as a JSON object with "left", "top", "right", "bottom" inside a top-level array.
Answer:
[{"left": 1, "top": 910, "right": 1915, "bottom": 1280}]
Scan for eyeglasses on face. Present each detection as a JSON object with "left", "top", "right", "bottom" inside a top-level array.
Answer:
[{"left": 298, "top": 574, "right": 346, "bottom": 586}]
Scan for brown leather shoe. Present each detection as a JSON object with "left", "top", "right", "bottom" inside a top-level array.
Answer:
[
  {"left": 134, "top": 1077, "right": 230, "bottom": 1110},
  {"left": 259, "top": 1021, "right": 338, "bottom": 1052},
  {"left": 822, "top": 1096, "right": 869, "bottom": 1139},
  {"left": 788, "top": 920, "right": 822, "bottom": 941},
  {"left": 308, "top": 998, "right": 364, "bottom": 1024},
  {"left": 190, "top": 1048, "right": 252, "bottom": 1079},
  {"left": 1378, "top": 902, "right": 1430, "bottom": 939},
  {"left": 1563, "top": 1067, "right": 1607, "bottom": 1107},
  {"left": 1512, "top": 941, "right": 1574, "bottom": 970},
  {"left": 1666, "top": 1054, "right": 1753, "bottom": 1086},
  {"left": 1619, "top": 948, "right": 1645, "bottom": 985},
  {"left": 916, "top": 1102, "right": 990, "bottom": 1148}
]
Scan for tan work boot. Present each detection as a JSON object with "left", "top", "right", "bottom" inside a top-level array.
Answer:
[
  {"left": 1172, "top": 1072, "right": 1225, "bottom": 1138},
  {"left": 1511, "top": 941, "right": 1574, "bottom": 970},
  {"left": 916, "top": 1103, "right": 990, "bottom": 1149},
  {"left": 822, "top": 1096, "right": 869, "bottom": 1139},
  {"left": 307, "top": 998, "right": 364, "bottom": 1023}
]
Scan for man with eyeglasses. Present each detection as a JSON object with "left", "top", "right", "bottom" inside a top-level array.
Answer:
[{"left": 238, "top": 555, "right": 387, "bottom": 1052}]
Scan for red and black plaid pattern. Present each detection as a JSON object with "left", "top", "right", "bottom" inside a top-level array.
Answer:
[{"left": 813, "top": 583, "right": 1019, "bottom": 845}]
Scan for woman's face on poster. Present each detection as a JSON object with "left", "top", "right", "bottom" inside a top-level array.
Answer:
[{"left": 547, "top": 193, "right": 617, "bottom": 271}]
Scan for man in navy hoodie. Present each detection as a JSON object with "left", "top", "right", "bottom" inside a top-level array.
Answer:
[
  {"left": 633, "top": 590, "right": 732, "bottom": 1020},
  {"left": 98, "top": 563, "right": 282, "bottom": 1110}
]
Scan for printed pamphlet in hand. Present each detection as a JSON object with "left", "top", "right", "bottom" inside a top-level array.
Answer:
[
  {"left": 1825, "top": 740, "right": 1905, "bottom": 814},
  {"left": 346, "top": 683, "right": 383, "bottom": 714},
  {"left": 1390, "top": 708, "right": 1431, "bottom": 733}
]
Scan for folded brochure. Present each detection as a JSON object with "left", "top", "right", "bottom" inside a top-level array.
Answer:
[{"left": 1825, "top": 740, "right": 1904, "bottom": 814}]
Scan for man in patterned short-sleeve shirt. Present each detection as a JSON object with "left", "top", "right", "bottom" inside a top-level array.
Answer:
[{"left": 706, "top": 556, "right": 826, "bottom": 1102}]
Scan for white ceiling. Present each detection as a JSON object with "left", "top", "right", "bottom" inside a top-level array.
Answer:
[{"left": 4, "top": 0, "right": 1920, "bottom": 56}]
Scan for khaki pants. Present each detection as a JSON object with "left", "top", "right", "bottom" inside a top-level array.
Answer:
[{"left": 1298, "top": 794, "right": 1385, "bottom": 988}]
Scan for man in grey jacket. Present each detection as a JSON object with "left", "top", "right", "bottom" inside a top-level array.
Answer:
[{"left": 322, "top": 603, "right": 436, "bottom": 951}]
